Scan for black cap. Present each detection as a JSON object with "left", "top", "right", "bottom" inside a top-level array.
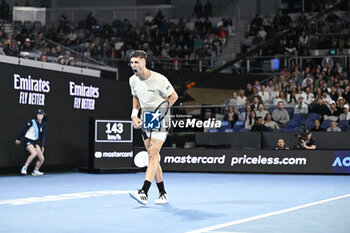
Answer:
[
  {"left": 36, "top": 109, "right": 47, "bottom": 121},
  {"left": 304, "top": 130, "right": 311, "bottom": 135},
  {"left": 37, "top": 109, "right": 45, "bottom": 115}
]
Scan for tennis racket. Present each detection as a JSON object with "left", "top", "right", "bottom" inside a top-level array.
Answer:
[{"left": 142, "top": 100, "right": 170, "bottom": 143}]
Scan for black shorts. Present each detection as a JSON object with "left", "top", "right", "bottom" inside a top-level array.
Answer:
[{"left": 22, "top": 137, "right": 38, "bottom": 149}]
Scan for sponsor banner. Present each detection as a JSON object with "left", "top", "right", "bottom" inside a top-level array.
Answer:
[
  {"left": 0, "top": 62, "right": 131, "bottom": 168},
  {"left": 14, "top": 73, "right": 50, "bottom": 106},
  {"left": 156, "top": 149, "right": 349, "bottom": 174},
  {"left": 332, "top": 151, "right": 350, "bottom": 173},
  {"left": 69, "top": 81, "right": 99, "bottom": 110}
]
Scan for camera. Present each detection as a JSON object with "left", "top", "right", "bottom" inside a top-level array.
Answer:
[
  {"left": 294, "top": 133, "right": 306, "bottom": 150},
  {"left": 294, "top": 129, "right": 311, "bottom": 150}
]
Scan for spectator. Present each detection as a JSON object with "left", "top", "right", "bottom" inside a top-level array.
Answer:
[
  {"left": 224, "top": 106, "right": 239, "bottom": 127},
  {"left": 254, "top": 80, "right": 261, "bottom": 92},
  {"left": 263, "top": 13, "right": 272, "bottom": 28},
  {"left": 280, "top": 67, "right": 291, "bottom": 80},
  {"left": 278, "top": 75, "right": 288, "bottom": 91},
  {"left": 238, "top": 105, "right": 252, "bottom": 122},
  {"left": 280, "top": 12, "right": 292, "bottom": 27},
  {"left": 326, "top": 11, "right": 340, "bottom": 24},
  {"left": 57, "top": 55, "right": 66, "bottom": 65},
  {"left": 245, "top": 110, "right": 256, "bottom": 130},
  {"left": 241, "top": 33, "right": 252, "bottom": 53},
  {"left": 21, "top": 51, "right": 30, "bottom": 59},
  {"left": 294, "top": 96, "right": 309, "bottom": 115},
  {"left": 344, "top": 85, "right": 350, "bottom": 103},
  {"left": 218, "top": 26, "right": 228, "bottom": 46},
  {"left": 237, "top": 89, "right": 247, "bottom": 106},
  {"left": 247, "top": 87, "right": 261, "bottom": 103},
  {"left": 40, "top": 53, "right": 48, "bottom": 62},
  {"left": 311, "top": 119, "right": 325, "bottom": 132},
  {"left": 245, "top": 83, "right": 253, "bottom": 97},
  {"left": 258, "top": 85, "right": 270, "bottom": 104},
  {"left": 271, "top": 84, "right": 280, "bottom": 99},
  {"left": 86, "top": 12, "right": 97, "bottom": 30},
  {"left": 298, "top": 12, "right": 307, "bottom": 24},
  {"left": 321, "top": 91, "right": 332, "bottom": 105},
  {"left": 301, "top": 87, "right": 315, "bottom": 105},
  {"left": 67, "top": 57, "right": 76, "bottom": 66},
  {"left": 274, "top": 138, "right": 290, "bottom": 150},
  {"left": 337, "top": 96, "right": 345, "bottom": 113},
  {"left": 266, "top": 79, "right": 275, "bottom": 94},
  {"left": 226, "top": 17, "right": 235, "bottom": 36},
  {"left": 21, "top": 38, "right": 33, "bottom": 52},
  {"left": 264, "top": 113, "right": 279, "bottom": 131},
  {"left": 3, "top": 33, "right": 19, "bottom": 56},
  {"left": 272, "top": 101, "right": 290, "bottom": 128},
  {"left": 193, "top": 0, "right": 203, "bottom": 17},
  {"left": 301, "top": 73, "right": 314, "bottom": 89},
  {"left": 321, "top": 51, "right": 334, "bottom": 69},
  {"left": 225, "top": 91, "right": 240, "bottom": 106},
  {"left": 255, "top": 103, "right": 268, "bottom": 119},
  {"left": 250, "top": 96, "right": 260, "bottom": 111},
  {"left": 327, "top": 121, "right": 341, "bottom": 132},
  {"left": 0, "top": 0, "right": 9, "bottom": 21},
  {"left": 251, "top": 116, "right": 267, "bottom": 132},
  {"left": 257, "top": 26, "right": 267, "bottom": 40},
  {"left": 324, "top": 100, "right": 340, "bottom": 122},
  {"left": 300, "top": 130, "right": 317, "bottom": 149},
  {"left": 311, "top": 97, "right": 328, "bottom": 119},
  {"left": 339, "top": 104, "right": 350, "bottom": 121},
  {"left": 273, "top": 90, "right": 287, "bottom": 105},
  {"left": 299, "top": 31, "right": 309, "bottom": 49},
  {"left": 204, "top": 0, "right": 212, "bottom": 17},
  {"left": 287, "top": 88, "right": 298, "bottom": 106}
]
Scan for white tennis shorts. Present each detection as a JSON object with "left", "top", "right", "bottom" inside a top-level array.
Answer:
[{"left": 143, "top": 131, "right": 168, "bottom": 142}]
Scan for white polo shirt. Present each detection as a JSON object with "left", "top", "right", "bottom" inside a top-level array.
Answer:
[{"left": 129, "top": 70, "right": 174, "bottom": 108}]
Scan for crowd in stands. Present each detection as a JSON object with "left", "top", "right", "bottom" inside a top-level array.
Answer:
[
  {"left": 242, "top": 9, "right": 350, "bottom": 57},
  {"left": 222, "top": 58, "right": 350, "bottom": 133},
  {"left": 0, "top": 0, "right": 234, "bottom": 69}
]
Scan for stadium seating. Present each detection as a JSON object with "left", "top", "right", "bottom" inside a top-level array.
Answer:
[
  {"left": 321, "top": 120, "right": 331, "bottom": 130},
  {"left": 292, "top": 113, "right": 305, "bottom": 124}
]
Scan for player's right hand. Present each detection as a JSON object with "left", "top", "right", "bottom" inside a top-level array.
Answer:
[
  {"left": 15, "top": 139, "right": 21, "bottom": 145},
  {"left": 132, "top": 117, "right": 142, "bottom": 129}
]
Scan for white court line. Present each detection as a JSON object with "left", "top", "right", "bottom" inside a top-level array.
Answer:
[
  {"left": 187, "top": 193, "right": 350, "bottom": 233},
  {"left": 0, "top": 190, "right": 131, "bottom": 206}
]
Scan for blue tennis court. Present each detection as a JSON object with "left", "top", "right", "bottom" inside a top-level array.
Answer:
[{"left": 1, "top": 172, "right": 349, "bottom": 233}]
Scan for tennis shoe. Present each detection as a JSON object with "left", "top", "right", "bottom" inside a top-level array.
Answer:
[
  {"left": 129, "top": 189, "right": 148, "bottom": 205},
  {"left": 31, "top": 169, "right": 44, "bottom": 176},
  {"left": 155, "top": 192, "right": 168, "bottom": 205},
  {"left": 20, "top": 166, "right": 27, "bottom": 175}
]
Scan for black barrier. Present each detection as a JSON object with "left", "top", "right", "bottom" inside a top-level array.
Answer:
[
  {"left": 195, "top": 132, "right": 262, "bottom": 149},
  {"left": 262, "top": 132, "right": 350, "bottom": 150},
  {"left": 196, "top": 132, "right": 350, "bottom": 150},
  {"left": 0, "top": 62, "right": 131, "bottom": 169}
]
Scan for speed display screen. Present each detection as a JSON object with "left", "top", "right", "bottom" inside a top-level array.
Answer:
[
  {"left": 90, "top": 119, "right": 134, "bottom": 169},
  {"left": 95, "top": 120, "right": 133, "bottom": 143}
]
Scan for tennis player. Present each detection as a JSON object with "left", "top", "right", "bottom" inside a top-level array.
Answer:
[
  {"left": 15, "top": 109, "right": 47, "bottom": 176},
  {"left": 129, "top": 50, "right": 178, "bottom": 205}
]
